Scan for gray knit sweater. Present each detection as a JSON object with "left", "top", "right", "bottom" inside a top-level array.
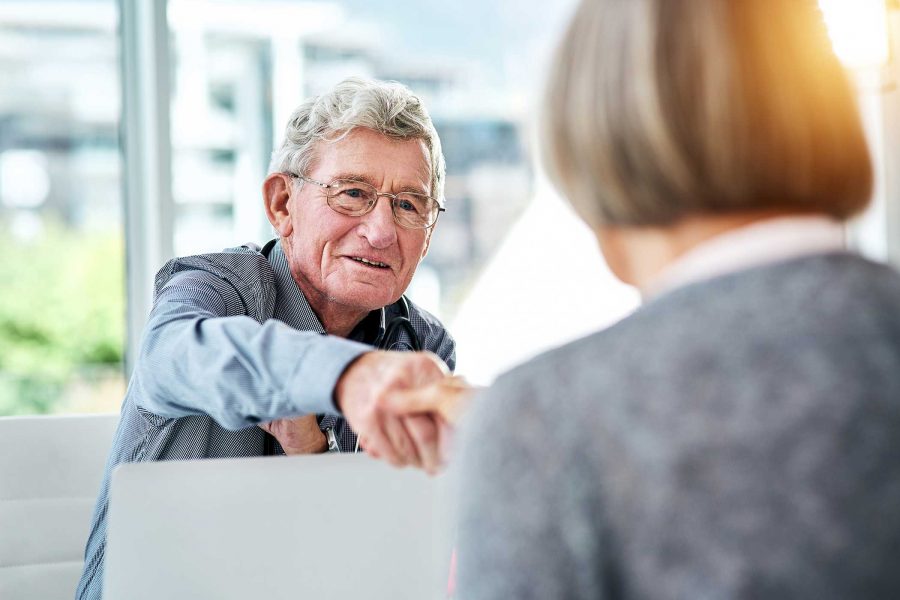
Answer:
[{"left": 456, "top": 253, "right": 900, "bottom": 599}]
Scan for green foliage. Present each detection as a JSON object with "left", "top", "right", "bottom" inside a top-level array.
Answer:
[{"left": 0, "top": 221, "right": 125, "bottom": 415}]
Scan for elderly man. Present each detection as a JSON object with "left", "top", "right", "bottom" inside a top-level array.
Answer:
[{"left": 76, "top": 78, "right": 456, "bottom": 600}]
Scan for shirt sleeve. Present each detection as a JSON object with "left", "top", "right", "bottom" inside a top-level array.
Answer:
[
  {"left": 454, "top": 371, "right": 608, "bottom": 600},
  {"left": 133, "top": 270, "right": 370, "bottom": 430}
]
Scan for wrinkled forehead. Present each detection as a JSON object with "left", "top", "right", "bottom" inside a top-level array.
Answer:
[{"left": 307, "top": 128, "right": 432, "bottom": 192}]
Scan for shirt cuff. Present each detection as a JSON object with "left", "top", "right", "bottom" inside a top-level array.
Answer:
[{"left": 286, "top": 335, "right": 370, "bottom": 415}]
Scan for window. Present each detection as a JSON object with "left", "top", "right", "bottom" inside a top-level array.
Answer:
[
  {"left": 0, "top": 1, "right": 125, "bottom": 415},
  {"left": 13, "top": 1, "right": 893, "bottom": 415}
]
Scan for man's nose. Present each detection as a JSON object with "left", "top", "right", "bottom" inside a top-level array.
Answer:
[{"left": 358, "top": 195, "right": 398, "bottom": 249}]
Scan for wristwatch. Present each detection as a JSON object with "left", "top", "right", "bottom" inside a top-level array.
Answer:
[{"left": 324, "top": 427, "right": 341, "bottom": 453}]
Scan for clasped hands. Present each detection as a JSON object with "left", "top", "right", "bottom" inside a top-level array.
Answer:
[{"left": 259, "top": 351, "right": 475, "bottom": 474}]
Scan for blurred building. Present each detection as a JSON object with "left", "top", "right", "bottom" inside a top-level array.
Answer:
[{"left": 0, "top": 2, "right": 120, "bottom": 239}]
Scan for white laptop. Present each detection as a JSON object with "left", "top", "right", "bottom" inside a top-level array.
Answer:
[{"left": 103, "top": 454, "right": 454, "bottom": 600}]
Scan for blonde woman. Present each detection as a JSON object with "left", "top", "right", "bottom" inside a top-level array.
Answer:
[{"left": 453, "top": 0, "right": 900, "bottom": 598}]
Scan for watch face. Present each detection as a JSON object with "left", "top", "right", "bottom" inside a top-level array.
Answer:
[{"left": 325, "top": 428, "right": 340, "bottom": 453}]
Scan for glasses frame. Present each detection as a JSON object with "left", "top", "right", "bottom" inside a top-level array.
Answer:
[{"left": 290, "top": 173, "right": 445, "bottom": 230}]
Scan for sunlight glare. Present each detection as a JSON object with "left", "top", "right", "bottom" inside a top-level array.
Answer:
[{"left": 819, "top": 0, "right": 889, "bottom": 69}]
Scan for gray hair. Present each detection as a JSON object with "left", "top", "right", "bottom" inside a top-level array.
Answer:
[
  {"left": 542, "top": 0, "right": 872, "bottom": 228},
  {"left": 268, "top": 77, "right": 446, "bottom": 202}
]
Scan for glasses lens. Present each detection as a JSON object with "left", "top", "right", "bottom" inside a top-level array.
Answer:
[
  {"left": 393, "top": 194, "right": 438, "bottom": 228},
  {"left": 327, "top": 179, "right": 378, "bottom": 214}
]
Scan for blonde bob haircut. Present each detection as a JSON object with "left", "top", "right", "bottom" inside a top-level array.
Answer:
[{"left": 542, "top": 0, "right": 873, "bottom": 228}]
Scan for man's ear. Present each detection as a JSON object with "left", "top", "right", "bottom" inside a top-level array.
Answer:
[{"left": 263, "top": 173, "right": 294, "bottom": 237}]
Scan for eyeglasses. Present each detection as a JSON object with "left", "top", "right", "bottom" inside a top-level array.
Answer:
[{"left": 290, "top": 174, "right": 445, "bottom": 229}]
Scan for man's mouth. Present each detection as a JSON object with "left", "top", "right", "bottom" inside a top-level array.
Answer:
[{"left": 349, "top": 256, "right": 390, "bottom": 269}]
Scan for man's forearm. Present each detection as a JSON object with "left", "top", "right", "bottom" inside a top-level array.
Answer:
[{"left": 136, "top": 277, "right": 369, "bottom": 429}]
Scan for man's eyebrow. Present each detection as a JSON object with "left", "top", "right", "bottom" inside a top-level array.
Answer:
[
  {"left": 398, "top": 184, "right": 431, "bottom": 196},
  {"left": 330, "top": 171, "right": 378, "bottom": 186},
  {"left": 330, "top": 172, "right": 431, "bottom": 195}
]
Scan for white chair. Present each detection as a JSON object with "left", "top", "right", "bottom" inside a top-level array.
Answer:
[{"left": 0, "top": 414, "right": 118, "bottom": 600}]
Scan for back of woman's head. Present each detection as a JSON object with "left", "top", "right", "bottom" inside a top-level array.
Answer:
[{"left": 543, "top": 0, "right": 873, "bottom": 228}]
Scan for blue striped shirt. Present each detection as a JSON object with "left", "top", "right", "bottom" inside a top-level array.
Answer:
[{"left": 75, "top": 240, "right": 455, "bottom": 599}]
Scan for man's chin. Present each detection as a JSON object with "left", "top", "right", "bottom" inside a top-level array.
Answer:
[{"left": 328, "top": 286, "right": 399, "bottom": 313}]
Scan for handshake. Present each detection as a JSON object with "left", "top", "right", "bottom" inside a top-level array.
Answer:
[{"left": 260, "top": 351, "right": 477, "bottom": 474}]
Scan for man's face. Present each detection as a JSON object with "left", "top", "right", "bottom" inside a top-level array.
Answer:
[{"left": 281, "top": 127, "right": 434, "bottom": 322}]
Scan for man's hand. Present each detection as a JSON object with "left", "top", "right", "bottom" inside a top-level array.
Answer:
[
  {"left": 259, "top": 415, "right": 328, "bottom": 455},
  {"left": 335, "top": 351, "right": 450, "bottom": 473}
]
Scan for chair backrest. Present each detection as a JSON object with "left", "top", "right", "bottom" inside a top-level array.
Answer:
[{"left": 0, "top": 413, "right": 118, "bottom": 600}]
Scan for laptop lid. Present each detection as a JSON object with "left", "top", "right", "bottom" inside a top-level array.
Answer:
[{"left": 103, "top": 454, "right": 452, "bottom": 600}]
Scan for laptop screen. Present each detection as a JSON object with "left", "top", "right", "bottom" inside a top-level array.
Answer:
[{"left": 103, "top": 454, "right": 453, "bottom": 600}]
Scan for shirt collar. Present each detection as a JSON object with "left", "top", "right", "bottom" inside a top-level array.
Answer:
[{"left": 643, "top": 215, "right": 846, "bottom": 300}]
